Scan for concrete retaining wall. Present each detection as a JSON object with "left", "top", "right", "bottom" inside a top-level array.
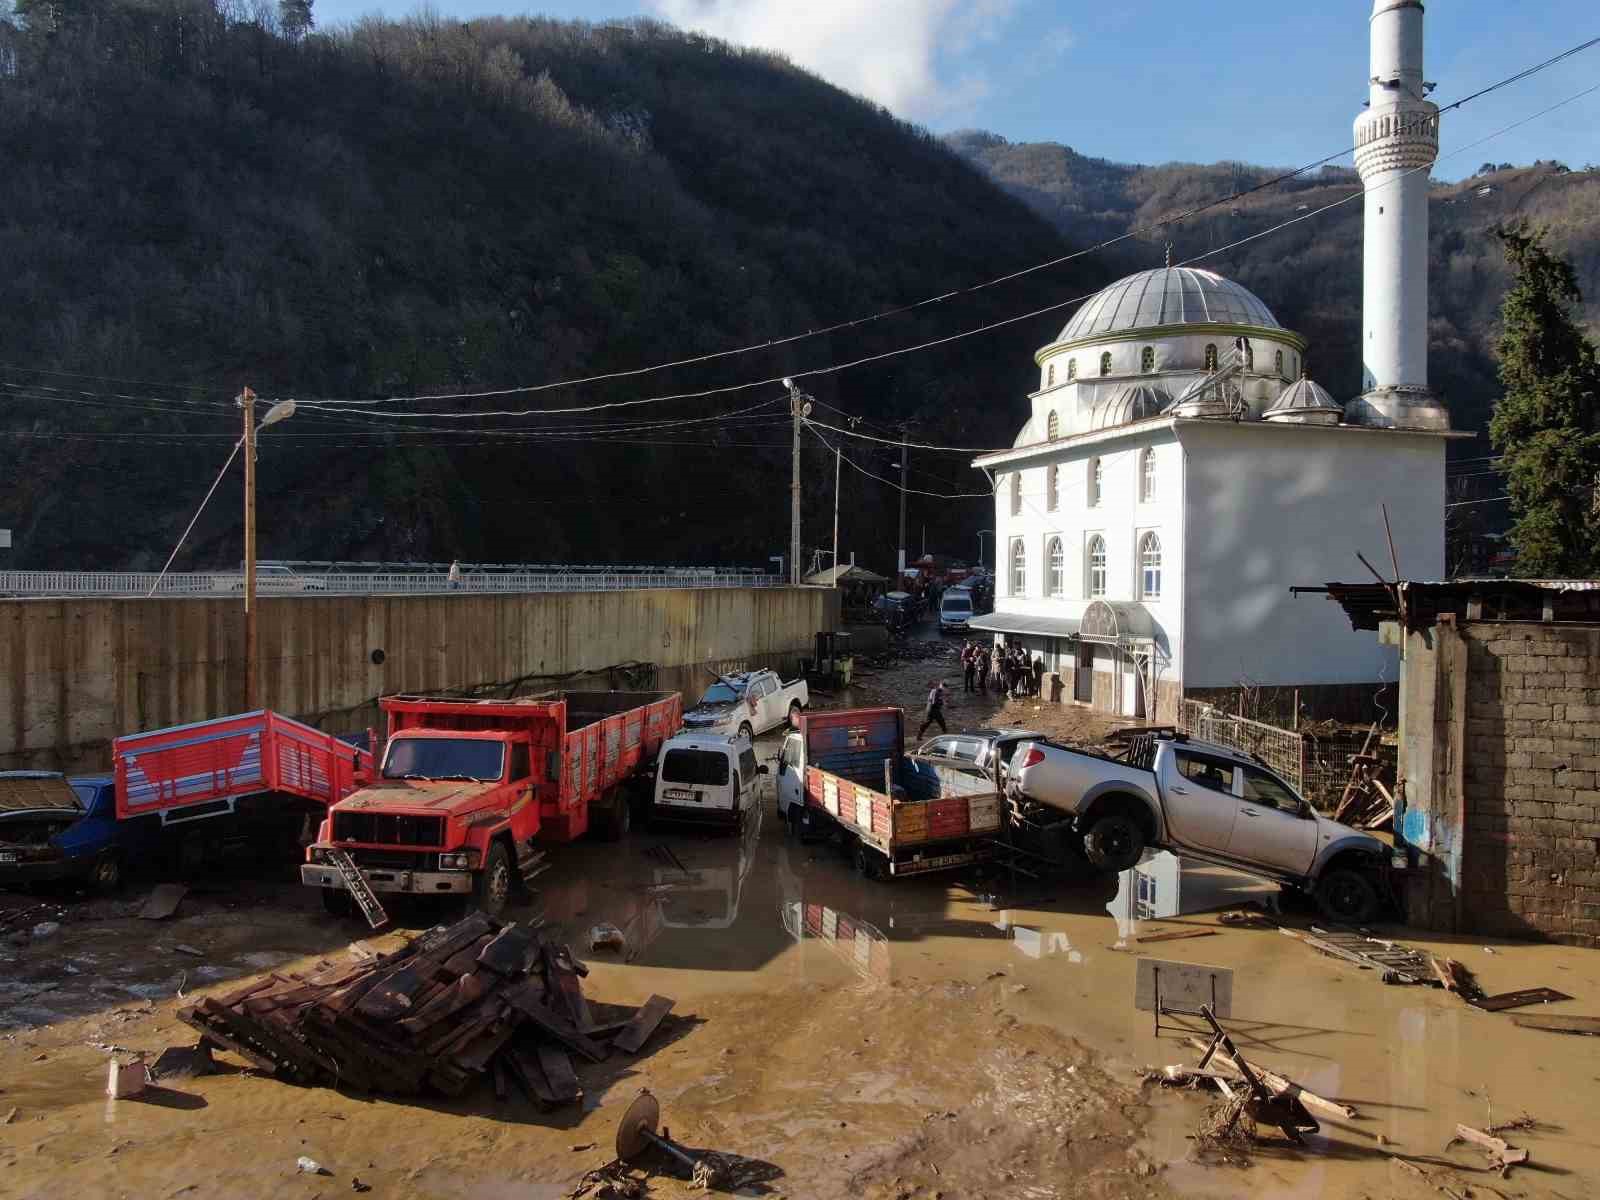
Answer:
[{"left": 1, "top": 587, "right": 837, "bottom": 773}]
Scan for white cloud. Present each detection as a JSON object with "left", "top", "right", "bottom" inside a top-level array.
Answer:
[{"left": 650, "top": 0, "right": 1019, "bottom": 121}]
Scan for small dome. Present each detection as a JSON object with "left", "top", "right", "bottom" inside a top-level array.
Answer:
[
  {"left": 1265, "top": 376, "right": 1343, "bottom": 423},
  {"left": 1055, "top": 268, "right": 1282, "bottom": 345},
  {"left": 1090, "top": 383, "right": 1172, "bottom": 431}
]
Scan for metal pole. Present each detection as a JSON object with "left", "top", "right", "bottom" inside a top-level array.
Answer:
[
  {"left": 240, "top": 386, "right": 258, "bottom": 710},
  {"left": 790, "top": 387, "right": 802, "bottom": 587},
  {"left": 897, "top": 440, "right": 907, "bottom": 585},
  {"left": 832, "top": 443, "right": 840, "bottom": 588}
]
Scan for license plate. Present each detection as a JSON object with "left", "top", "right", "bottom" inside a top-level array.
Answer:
[
  {"left": 663, "top": 788, "right": 696, "bottom": 801},
  {"left": 0, "top": 852, "right": 16, "bottom": 864}
]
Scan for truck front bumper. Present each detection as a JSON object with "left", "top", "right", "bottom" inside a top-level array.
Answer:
[{"left": 300, "top": 863, "right": 473, "bottom": 896}]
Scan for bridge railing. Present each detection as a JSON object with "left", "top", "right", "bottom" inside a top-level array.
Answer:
[{"left": 0, "top": 569, "right": 782, "bottom": 598}]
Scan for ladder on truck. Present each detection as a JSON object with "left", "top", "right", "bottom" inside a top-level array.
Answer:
[{"left": 321, "top": 847, "right": 390, "bottom": 930}]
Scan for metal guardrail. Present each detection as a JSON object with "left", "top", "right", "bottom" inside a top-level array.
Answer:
[{"left": 0, "top": 569, "right": 782, "bottom": 598}]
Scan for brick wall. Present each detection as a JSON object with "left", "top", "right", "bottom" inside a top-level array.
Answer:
[{"left": 1461, "top": 623, "right": 1600, "bottom": 947}]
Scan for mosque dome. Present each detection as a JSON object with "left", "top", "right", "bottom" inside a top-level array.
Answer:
[
  {"left": 1090, "top": 383, "right": 1172, "bottom": 430},
  {"left": 1264, "top": 375, "right": 1343, "bottom": 425},
  {"left": 1054, "top": 267, "right": 1282, "bottom": 346}
]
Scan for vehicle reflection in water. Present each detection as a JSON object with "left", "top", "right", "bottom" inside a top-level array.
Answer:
[
  {"left": 1106, "top": 851, "right": 1277, "bottom": 942},
  {"left": 655, "top": 803, "right": 764, "bottom": 931}
]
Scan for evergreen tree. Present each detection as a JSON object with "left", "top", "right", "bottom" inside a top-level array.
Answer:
[
  {"left": 279, "top": 0, "right": 311, "bottom": 40},
  {"left": 1489, "top": 223, "right": 1600, "bottom": 577}
]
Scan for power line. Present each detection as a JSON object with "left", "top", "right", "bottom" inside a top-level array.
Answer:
[
  {"left": 1445, "top": 495, "right": 1512, "bottom": 508},
  {"left": 804, "top": 422, "right": 993, "bottom": 499}
]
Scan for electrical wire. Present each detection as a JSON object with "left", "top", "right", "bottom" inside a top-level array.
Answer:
[{"left": 805, "top": 422, "right": 993, "bottom": 498}]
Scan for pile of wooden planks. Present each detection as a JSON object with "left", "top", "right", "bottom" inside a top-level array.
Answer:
[
  {"left": 1332, "top": 730, "right": 1394, "bottom": 832},
  {"left": 178, "top": 911, "right": 675, "bottom": 1102}
]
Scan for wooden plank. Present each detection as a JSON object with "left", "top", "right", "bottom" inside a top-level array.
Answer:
[
  {"left": 544, "top": 943, "right": 594, "bottom": 1031},
  {"left": 1510, "top": 1013, "right": 1600, "bottom": 1036},
  {"left": 613, "top": 994, "right": 674, "bottom": 1054},
  {"left": 477, "top": 925, "right": 538, "bottom": 976},
  {"left": 502, "top": 982, "right": 608, "bottom": 1063},
  {"left": 1468, "top": 987, "right": 1573, "bottom": 1012},
  {"left": 442, "top": 935, "right": 496, "bottom": 978},
  {"left": 536, "top": 1045, "right": 581, "bottom": 1103},
  {"left": 505, "top": 1043, "right": 560, "bottom": 1105},
  {"left": 1133, "top": 928, "right": 1217, "bottom": 945},
  {"left": 1184, "top": 1037, "right": 1358, "bottom": 1121},
  {"left": 493, "top": 1057, "right": 510, "bottom": 1102},
  {"left": 176, "top": 1008, "right": 280, "bottom": 1074},
  {"left": 398, "top": 971, "right": 490, "bottom": 1036},
  {"left": 354, "top": 965, "right": 428, "bottom": 1022},
  {"left": 139, "top": 883, "right": 188, "bottom": 920}
]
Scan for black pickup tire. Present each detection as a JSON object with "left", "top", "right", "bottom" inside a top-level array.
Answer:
[
  {"left": 1314, "top": 867, "right": 1380, "bottom": 925},
  {"left": 853, "top": 839, "right": 889, "bottom": 881},
  {"left": 321, "top": 887, "right": 355, "bottom": 918},
  {"left": 1083, "top": 813, "right": 1146, "bottom": 873},
  {"left": 591, "top": 787, "right": 631, "bottom": 842},
  {"left": 89, "top": 852, "right": 123, "bottom": 892},
  {"left": 474, "top": 841, "right": 513, "bottom": 918}
]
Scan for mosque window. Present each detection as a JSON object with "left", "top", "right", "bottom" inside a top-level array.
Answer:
[
  {"left": 1010, "top": 472, "right": 1021, "bottom": 517},
  {"left": 1046, "top": 464, "right": 1059, "bottom": 511},
  {"left": 1087, "top": 456, "right": 1102, "bottom": 507},
  {"left": 1140, "top": 533, "right": 1162, "bottom": 600},
  {"left": 1141, "top": 346, "right": 1155, "bottom": 373},
  {"left": 1047, "top": 537, "right": 1065, "bottom": 598},
  {"left": 1011, "top": 539, "right": 1027, "bottom": 597},
  {"left": 1140, "top": 448, "right": 1156, "bottom": 503},
  {"left": 1204, "top": 343, "right": 1218, "bottom": 371},
  {"left": 1046, "top": 364, "right": 1055, "bottom": 388},
  {"left": 1067, "top": 358, "right": 1077, "bottom": 381},
  {"left": 1046, "top": 410, "right": 1059, "bottom": 441},
  {"left": 1099, "top": 351, "right": 1112, "bottom": 377},
  {"left": 1086, "top": 535, "right": 1107, "bottom": 599},
  {"left": 1275, "top": 349, "right": 1284, "bottom": 377}
]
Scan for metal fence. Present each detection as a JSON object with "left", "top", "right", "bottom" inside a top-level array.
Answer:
[
  {"left": 0, "top": 568, "right": 781, "bottom": 598},
  {"left": 1180, "top": 700, "right": 1306, "bottom": 794}
]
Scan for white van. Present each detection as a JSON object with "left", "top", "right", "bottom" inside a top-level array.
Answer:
[
  {"left": 939, "top": 588, "right": 974, "bottom": 633},
  {"left": 650, "top": 733, "right": 765, "bottom": 829}
]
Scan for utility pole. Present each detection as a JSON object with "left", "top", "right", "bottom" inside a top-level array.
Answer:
[
  {"left": 832, "top": 442, "right": 841, "bottom": 587},
  {"left": 785, "top": 378, "right": 810, "bottom": 587},
  {"left": 897, "top": 439, "right": 908, "bottom": 587},
  {"left": 239, "top": 386, "right": 258, "bottom": 710}
]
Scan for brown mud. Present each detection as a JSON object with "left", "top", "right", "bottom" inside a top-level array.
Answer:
[{"left": 2, "top": 626, "right": 1597, "bottom": 1199}]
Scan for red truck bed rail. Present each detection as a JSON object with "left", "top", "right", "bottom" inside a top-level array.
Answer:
[{"left": 114, "top": 710, "right": 373, "bottom": 821}]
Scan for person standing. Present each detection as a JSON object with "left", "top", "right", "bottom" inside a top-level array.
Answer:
[
  {"left": 918, "top": 679, "right": 949, "bottom": 738},
  {"left": 962, "top": 642, "right": 976, "bottom": 693},
  {"left": 447, "top": 559, "right": 463, "bottom": 591},
  {"left": 977, "top": 645, "right": 991, "bottom": 694},
  {"left": 1031, "top": 654, "right": 1045, "bottom": 699}
]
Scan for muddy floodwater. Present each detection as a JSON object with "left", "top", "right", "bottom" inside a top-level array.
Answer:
[{"left": 3, "top": 717, "right": 1599, "bottom": 1197}]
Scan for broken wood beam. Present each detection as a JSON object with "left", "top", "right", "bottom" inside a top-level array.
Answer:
[
  {"left": 1445, "top": 1124, "right": 1528, "bottom": 1177},
  {"left": 1184, "top": 1036, "right": 1358, "bottom": 1121},
  {"left": 613, "top": 995, "right": 674, "bottom": 1055}
]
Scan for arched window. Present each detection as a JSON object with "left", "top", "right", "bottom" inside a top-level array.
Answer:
[
  {"left": 1140, "top": 533, "right": 1162, "bottom": 599},
  {"left": 1009, "top": 472, "right": 1021, "bottom": 517},
  {"left": 1099, "top": 351, "right": 1112, "bottom": 377},
  {"left": 1141, "top": 346, "right": 1155, "bottom": 373},
  {"left": 1086, "top": 535, "right": 1107, "bottom": 599},
  {"left": 1204, "top": 343, "right": 1218, "bottom": 371},
  {"left": 1046, "top": 410, "right": 1059, "bottom": 441},
  {"left": 1047, "top": 537, "right": 1065, "bottom": 598},
  {"left": 1046, "top": 463, "right": 1059, "bottom": 511},
  {"left": 1066, "top": 358, "right": 1077, "bottom": 380},
  {"left": 1046, "top": 364, "right": 1055, "bottom": 387},
  {"left": 1011, "top": 539, "right": 1027, "bottom": 597},
  {"left": 1275, "top": 349, "right": 1284, "bottom": 377},
  {"left": 1087, "top": 456, "right": 1102, "bottom": 507},
  {"left": 1140, "top": 447, "right": 1156, "bottom": 503}
]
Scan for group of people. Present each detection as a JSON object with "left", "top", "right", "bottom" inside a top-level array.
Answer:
[{"left": 958, "top": 640, "right": 1044, "bottom": 699}]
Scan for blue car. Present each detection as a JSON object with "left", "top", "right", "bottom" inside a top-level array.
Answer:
[{"left": 0, "top": 771, "right": 140, "bottom": 891}]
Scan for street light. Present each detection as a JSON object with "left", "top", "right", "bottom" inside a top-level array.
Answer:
[{"left": 240, "top": 389, "right": 296, "bottom": 709}]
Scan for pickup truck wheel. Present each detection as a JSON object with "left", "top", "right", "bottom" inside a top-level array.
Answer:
[
  {"left": 321, "top": 887, "right": 355, "bottom": 918},
  {"left": 738, "top": 722, "right": 754, "bottom": 743},
  {"left": 1314, "top": 867, "right": 1380, "bottom": 925},
  {"left": 854, "top": 840, "right": 889, "bottom": 881},
  {"left": 787, "top": 702, "right": 803, "bottom": 730},
  {"left": 474, "top": 842, "right": 513, "bottom": 918},
  {"left": 1083, "top": 814, "right": 1146, "bottom": 873},
  {"left": 89, "top": 853, "right": 122, "bottom": 892}
]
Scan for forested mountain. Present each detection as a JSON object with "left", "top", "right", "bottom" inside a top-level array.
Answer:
[
  {"left": 0, "top": 7, "right": 1095, "bottom": 571},
  {"left": 945, "top": 131, "right": 1600, "bottom": 457}
]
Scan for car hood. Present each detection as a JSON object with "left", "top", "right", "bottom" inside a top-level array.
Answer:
[
  {"left": 684, "top": 703, "right": 740, "bottom": 724},
  {"left": 0, "top": 775, "right": 83, "bottom": 815},
  {"left": 334, "top": 779, "right": 503, "bottom": 814}
]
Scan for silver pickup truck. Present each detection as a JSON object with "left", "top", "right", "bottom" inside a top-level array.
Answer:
[{"left": 1007, "top": 730, "right": 1390, "bottom": 923}]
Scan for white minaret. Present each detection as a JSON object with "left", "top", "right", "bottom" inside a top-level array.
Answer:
[{"left": 1350, "top": 0, "right": 1449, "bottom": 430}]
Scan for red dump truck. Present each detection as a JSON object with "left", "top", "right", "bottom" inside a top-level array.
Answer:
[
  {"left": 773, "top": 706, "right": 1002, "bottom": 879},
  {"left": 301, "top": 691, "right": 681, "bottom": 917}
]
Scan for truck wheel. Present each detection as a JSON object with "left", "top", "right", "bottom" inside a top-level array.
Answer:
[
  {"left": 785, "top": 804, "right": 806, "bottom": 841},
  {"left": 474, "top": 842, "right": 513, "bottom": 917},
  {"left": 738, "top": 722, "right": 753, "bottom": 743},
  {"left": 89, "top": 853, "right": 122, "bottom": 892},
  {"left": 787, "top": 701, "right": 803, "bottom": 729},
  {"left": 1314, "top": 867, "right": 1380, "bottom": 925},
  {"left": 854, "top": 840, "right": 889, "bottom": 881},
  {"left": 321, "top": 887, "right": 354, "bottom": 918},
  {"left": 1083, "top": 814, "right": 1146, "bottom": 873},
  {"left": 592, "top": 788, "right": 630, "bottom": 842}
]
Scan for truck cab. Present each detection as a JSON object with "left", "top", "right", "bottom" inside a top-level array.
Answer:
[{"left": 650, "top": 732, "right": 765, "bottom": 829}]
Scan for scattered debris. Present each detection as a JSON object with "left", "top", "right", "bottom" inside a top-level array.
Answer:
[
  {"left": 106, "top": 1058, "right": 150, "bottom": 1099},
  {"left": 1132, "top": 927, "right": 1217, "bottom": 945},
  {"left": 1510, "top": 1013, "right": 1600, "bottom": 1036},
  {"left": 152, "top": 1043, "right": 215, "bottom": 1081},
  {"left": 173, "top": 944, "right": 205, "bottom": 958},
  {"left": 1332, "top": 739, "right": 1394, "bottom": 831},
  {"left": 589, "top": 924, "right": 626, "bottom": 953},
  {"left": 296, "top": 1156, "right": 331, "bottom": 1176},
  {"left": 1191, "top": 1007, "right": 1319, "bottom": 1144},
  {"left": 1445, "top": 1123, "right": 1528, "bottom": 1176},
  {"left": 1468, "top": 987, "right": 1572, "bottom": 1012},
  {"left": 1283, "top": 925, "right": 1468, "bottom": 989},
  {"left": 1182, "top": 1037, "right": 1358, "bottom": 1122},
  {"left": 1, "top": 1106, "right": 16, "bottom": 1125},
  {"left": 351, "top": 1179, "right": 371, "bottom": 1194},
  {"left": 570, "top": 1142, "right": 597, "bottom": 1153},
  {"left": 139, "top": 884, "right": 188, "bottom": 921},
  {"left": 30, "top": 922, "right": 61, "bottom": 939},
  {"left": 177, "top": 911, "right": 677, "bottom": 1099},
  {"left": 347, "top": 941, "right": 376, "bottom": 961},
  {"left": 615, "top": 1090, "right": 726, "bottom": 1187}
]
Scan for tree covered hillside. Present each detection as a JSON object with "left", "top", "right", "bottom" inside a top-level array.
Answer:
[
  {"left": 946, "top": 131, "right": 1600, "bottom": 450},
  {"left": 0, "top": 7, "right": 1094, "bottom": 570}
]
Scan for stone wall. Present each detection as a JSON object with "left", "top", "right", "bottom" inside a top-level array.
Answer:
[{"left": 1459, "top": 622, "right": 1600, "bottom": 947}]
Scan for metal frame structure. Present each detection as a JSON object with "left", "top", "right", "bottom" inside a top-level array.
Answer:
[{"left": 1078, "top": 599, "right": 1164, "bottom": 719}]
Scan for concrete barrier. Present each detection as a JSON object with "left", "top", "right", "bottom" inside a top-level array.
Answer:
[{"left": 0, "top": 587, "right": 837, "bottom": 772}]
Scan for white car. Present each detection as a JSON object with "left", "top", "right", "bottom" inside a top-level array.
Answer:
[
  {"left": 224, "top": 565, "right": 327, "bottom": 593},
  {"left": 682, "top": 669, "right": 808, "bottom": 742},
  {"left": 649, "top": 732, "right": 765, "bottom": 830}
]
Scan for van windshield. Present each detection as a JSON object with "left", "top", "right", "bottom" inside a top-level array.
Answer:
[
  {"left": 383, "top": 738, "right": 505, "bottom": 781},
  {"left": 943, "top": 595, "right": 972, "bottom": 612},
  {"left": 662, "top": 749, "right": 730, "bottom": 786}
]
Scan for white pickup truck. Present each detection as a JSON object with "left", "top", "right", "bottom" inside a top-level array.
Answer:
[
  {"left": 1007, "top": 730, "right": 1390, "bottom": 923},
  {"left": 682, "top": 669, "right": 808, "bottom": 742}
]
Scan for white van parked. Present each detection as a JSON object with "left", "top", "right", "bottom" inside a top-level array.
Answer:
[
  {"left": 649, "top": 732, "right": 765, "bottom": 830},
  {"left": 939, "top": 588, "right": 974, "bottom": 633}
]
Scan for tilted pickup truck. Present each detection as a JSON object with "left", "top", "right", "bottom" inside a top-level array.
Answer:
[
  {"left": 1007, "top": 730, "right": 1390, "bottom": 923},
  {"left": 682, "top": 669, "right": 807, "bottom": 743}
]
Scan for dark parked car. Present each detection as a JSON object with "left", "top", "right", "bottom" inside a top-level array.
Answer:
[{"left": 0, "top": 772, "right": 141, "bottom": 890}]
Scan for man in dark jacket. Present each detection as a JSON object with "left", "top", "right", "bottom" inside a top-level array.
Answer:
[
  {"left": 918, "top": 679, "right": 949, "bottom": 738},
  {"left": 1031, "top": 655, "right": 1045, "bottom": 698}
]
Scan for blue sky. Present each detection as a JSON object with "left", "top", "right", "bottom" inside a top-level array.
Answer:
[{"left": 314, "top": 0, "right": 1596, "bottom": 180}]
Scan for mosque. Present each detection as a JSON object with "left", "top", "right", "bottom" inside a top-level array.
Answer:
[{"left": 969, "top": 0, "right": 1458, "bottom": 722}]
